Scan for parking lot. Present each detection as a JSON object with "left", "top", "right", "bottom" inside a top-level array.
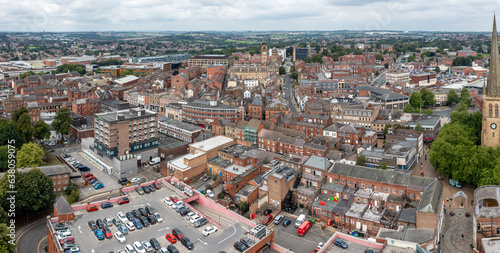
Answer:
[
  {"left": 323, "top": 238, "right": 380, "bottom": 253},
  {"left": 66, "top": 183, "right": 249, "bottom": 252},
  {"left": 269, "top": 212, "right": 335, "bottom": 253}
]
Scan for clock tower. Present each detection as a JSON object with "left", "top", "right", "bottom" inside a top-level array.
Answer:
[
  {"left": 482, "top": 16, "right": 500, "bottom": 146},
  {"left": 261, "top": 37, "right": 268, "bottom": 66}
]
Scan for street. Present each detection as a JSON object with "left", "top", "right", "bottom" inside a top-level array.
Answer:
[{"left": 283, "top": 74, "right": 298, "bottom": 114}]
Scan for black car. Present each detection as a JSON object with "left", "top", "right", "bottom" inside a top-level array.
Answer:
[
  {"left": 101, "top": 202, "right": 113, "bottom": 209},
  {"left": 96, "top": 219, "right": 105, "bottom": 229},
  {"left": 142, "top": 186, "right": 151, "bottom": 194},
  {"left": 240, "top": 237, "right": 254, "bottom": 248},
  {"left": 138, "top": 208, "right": 149, "bottom": 217},
  {"left": 88, "top": 220, "right": 97, "bottom": 230},
  {"left": 179, "top": 209, "right": 191, "bottom": 216},
  {"left": 78, "top": 166, "right": 90, "bottom": 172},
  {"left": 176, "top": 206, "right": 188, "bottom": 213},
  {"left": 147, "top": 184, "right": 156, "bottom": 192},
  {"left": 234, "top": 241, "right": 248, "bottom": 252},
  {"left": 145, "top": 206, "right": 155, "bottom": 215},
  {"left": 140, "top": 216, "right": 150, "bottom": 227},
  {"left": 147, "top": 215, "right": 157, "bottom": 225},
  {"left": 150, "top": 238, "right": 161, "bottom": 250},
  {"left": 126, "top": 212, "right": 135, "bottom": 221},
  {"left": 132, "top": 209, "right": 142, "bottom": 218},
  {"left": 282, "top": 219, "right": 291, "bottom": 227},
  {"left": 364, "top": 250, "right": 376, "bottom": 253},
  {"left": 167, "top": 245, "right": 179, "bottom": 253},
  {"left": 263, "top": 209, "right": 272, "bottom": 215},
  {"left": 180, "top": 237, "right": 194, "bottom": 250},
  {"left": 117, "top": 177, "right": 128, "bottom": 184},
  {"left": 54, "top": 223, "right": 68, "bottom": 230}
]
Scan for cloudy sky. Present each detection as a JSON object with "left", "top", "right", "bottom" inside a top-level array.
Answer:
[{"left": 1, "top": 0, "right": 499, "bottom": 32}]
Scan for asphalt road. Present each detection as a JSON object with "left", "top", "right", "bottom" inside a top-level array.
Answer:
[
  {"left": 284, "top": 74, "right": 298, "bottom": 114},
  {"left": 17, "top": 220, "right": 47, "bottom": 253}
]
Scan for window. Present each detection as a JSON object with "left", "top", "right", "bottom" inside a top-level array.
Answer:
[
  {"left": 340, "top": 179, "right": 344, "bottom": 184},
  {"left": 361, "top": 183, "right": 365, "bottom": 189},
  {"left": 392, "top": 189, "right": 397, "bottom": 194},
  {"left": 399, "top": 190, "right": 403, "bottom": 194},
  {"left": 389, "top": 204, "right": 394, "bottom": 209},
  {"left": 348, "top": 181, "right": 351, "bottom": 185},
  {"left": 334, "top": 178, "right": 338, "bottom": 183},
  {"left": 490, "top": 104, "right": 493, "bottom": 117},
  {"left": 496, "top": 104, "right": 499, "bottom": 117},
  {"left": 363, "top": 199, "right": 367, "bottom": 203},
  {"left": 356, "top": 197, "right": 361, "bottom": 202}
]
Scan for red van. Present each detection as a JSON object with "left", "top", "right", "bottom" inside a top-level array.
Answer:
[{"left": 297, "top": 221, "right": 312, "bottom": 236}]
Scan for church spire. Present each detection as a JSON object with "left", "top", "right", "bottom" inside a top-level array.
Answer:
[{"left": 488, "top": 15, "right": 500, "bottom": 96}]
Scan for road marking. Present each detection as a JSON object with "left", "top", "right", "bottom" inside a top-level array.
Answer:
[
  {"left": 36, "top": 236, "right": 47, "bottom": 253},
  {"left": 78, "top": 226, "right": 82, "bottom": 234},
  {"left": 218, "top": 223, "right": 236, "bottom": 244},
  {"left": 134, "top": 204, "right": 144, "bottom": 207},
  {"left": 158, "top": 227, "right": 170, "bottom": 231},
  {"left": 16, "top": 219, "right": 46, "bottom": 253},
  {"left": 197, "top": 238, "right": 208, "bottom": 245}
]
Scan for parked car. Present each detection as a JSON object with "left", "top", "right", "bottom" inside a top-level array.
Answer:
[
  {"left": 89, "top": 178, "right": 98, "bottom": 184},
  {"left": 203, "top": 175, "right": 211, "bottom": 181},
  {"left": 206, "top": 189, "right": 215, "bottom": 198},
  {"left": 194, "top": 218, "right": 207, "bottom": 228},
  {"left": 189, "top": 214, "right": 202, "bottom": 223},
  {"left": 139, "top": 216, "right": 150, "bottom": 227},
  {"left": 86, "top": 204, "right": 98, "bottom": 212},
  {"left": 135, "top": 186, "right": 144, "bottom": 195},
  {"left": 202, "top": 226, "right": 218, "bottom": 236},
  {"left": 167, "top": 245, "right": 179, "bottom": 253},
  {"left": 153, "top": 212, "right": 163, "bottom": 223},
  {"left": 131, "top": 178, "right": 141, "bottom": 183},
  {"left": 180, "top": 237, "right": 194, "bottom": 250},
  {"left": 172, "top": 228, "right": 184, "bottom": 239},
  {"left": 142, "top": 241, "right": 153, "bottom": 252},
  {"left": 133, "top": 241, "right": 147, "bottom": 253},
  {"left": 96, "top": 219, "right": 105, "bottom": 229},
  {"left": 240, "top": 237, "right": 254, "bottom": 248},
  {"left": 59, "top": 237, "right": 75, "bottom": 245},
  {"left": 169, "top": 195, "right": 179, "bottom": 203},
  {"left": 94, "top": 229, "right": 105, "bottom": 240},
  {"left": 126, "top": 212, "right": 135, "bottom": 221},
  {"left": 263, "top": 209, "right": 272, "bottom": 215},
  {"left": 112, "top": 218, "right": 122, "bottom": 226},
  {"left": 102, "top": 226, "right": 112, "bottom": 239},
  {"left": 234, "top": 241, "right": 248, "bottom": 252},
  {"left": 132, "top": 209, "right": 141, "bottom": 218},
  {"left": 282, "top": 219, "right": 291, "bottom": 227},
  {"left": 165, "top": 234, "right": 177, "bottom": 243},
  {"left": 133, "top": 219, "right": 143, "bottom": 230},
  {"left": 88, "top": 220, "right": 97, "bottom": 231},
  {"left": 164, "top": 197, "right": 174, "bottom": 206},
  {"left": 94, "top": 182, "right": 104, "bottom": 189},
  {"left": 115, "top": 231, "right": 126, "bottom": 243},
  {"left": 118, "top": 197, "right": 130, "bottom": 205},
  {"left": 101, "top": 202, "right": 113, "bottom": 209},
  {"left": 118, "top": 177, "right": 128, "bottom": 185},
  {"left": 147, "top": 184, "right": 156, "bottom": 192},
  {"left": 334, "top": 238, "right": 348, "bottom": 249},
  {"left": 262, "top": 214, "right": 273, "bottom": 225},
  {"left": 153, "top": 182, "right": 161, "bottom": 189},
  {"left": 124, "top": 221, "right": 135, "bottom": 231},
  {"left": 142, "top": 186, "right": 151, "bottom": 194},
  {"left": 274, "top": 214, "right": 284, "bottom": 225},
  {"left": 147, "top": 215, "right": 157, "bottom": 225},
  {"left": 145, "top": 206, "right": 155, "bottom": 215},
  {"left": 150, "top": 238, "right": 161, "bottom": 250},
  {"left": 125, "top": 244, "right": 135, "bottom": 253},
  {"left": 103, "top": 217, "right": 113, "bottom": 226},
  {"left": 179, "top": 208, "right": 191, "bottom": 216},
  {"left": 83, "top": 173, "right": 93, "bottom": 178},
  {"left": 118, "top": 224, "right": 129, "bottom": 235}
]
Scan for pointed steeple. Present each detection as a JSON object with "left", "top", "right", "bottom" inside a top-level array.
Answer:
[
  {"left": 262, "top": 36, "right": 267, "bottom": 45},
  {"left": 487, "top": 15, "right": 500, "bottom": 96}
]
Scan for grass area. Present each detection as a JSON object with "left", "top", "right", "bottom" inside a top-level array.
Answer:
[
  {"left": 213, "top": 49, "right": 223, "bottom": 51},
  {"left": 226, "top": 39, "right": 259, "bottom": 44},
  {"left": 185, "top": 33, "right": 202, "bottom": 36},
  {"left": 28, "top": 46, "right": 37, "bottom": 49},
  {"left": 44, "top": 157, "right": 62, "bottom": 166}
]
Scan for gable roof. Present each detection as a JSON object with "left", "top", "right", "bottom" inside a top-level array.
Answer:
[
  {"left": 417, "top": 179, "right": 443, "bottom": 214},
  {"left": 54, "top": 196, "right": 73, "bottom": 215},
  {"left": 303, "top": 156, "right": 332, "bottom": 171},
  {"left": 328, "top": 162, "right": 410, "bottom": 186}
]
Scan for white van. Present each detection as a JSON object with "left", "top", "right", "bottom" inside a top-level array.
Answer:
[{"left": 295, "top": 214, "right": 306, "bottom": 228}]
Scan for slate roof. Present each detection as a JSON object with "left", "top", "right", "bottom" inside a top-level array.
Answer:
[
  {"left": 327, "top": 162, "right": 410, "bottom": 186},
  {"left": 398, "top": 208, "right": 417, "bottom": 224},
  {"left": 54, "top": 196, "right": 73, "bottom": 215},
  {"left": 303, "top": 156, "right": 332, "bottom": 171},
  {"left": 417, "top": 179, "right": 443, "bottom": 214}
]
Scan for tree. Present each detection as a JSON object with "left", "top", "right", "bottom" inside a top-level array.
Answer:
[
  {"left": 52, "top": 107, "right": 72, "bottom": 136},
  {"left": 16, "top": 113, "right": 33, "bottom": 144},
  {"left": 416, "top": 122, "right": 424, "bottom": 132},
  {"left": 447, "top": 89, "right": 460, "bottom": 105},
  {"left": 290, "top": 71, "right": 298, "bottom": 81},
  {"left": 420, "top": 88, "right": 436, "bottom": 107},
  {"left": 383, "top": 124, "right": 392, "bottom": 137},
  {"left": 384, "top": 63, "right": 389, "bottom": 69},
  {"left": 311, "top": 54, "right": 323, "bottom": 63},
  {"left": 407, "top": 55, "right": 415, "bottom": 62},
  {"left": 33, "top": 120, "right": 51, "bottom": 141},
  {"left": 409, "top": 91, "right": 423, "bottom": 109},
  {"left": 237, "top": 201, "right": 249, "bottom": 213},
  {"left": 67, "top": 189, "right": 80, "bottom": 203},
  {"left": 375, "top": 54, "right": 384, "bottom": 61},
  {"left": 378, "top": 162, "right": 388, "bottom": 170},
  {"left": 434, "top": 66, "right": 441, "bottom": 73},
  {"left": 0, "top": 146, "right": 17, "bottom": 171},
  {"left": 120, "top": 69, "right": 133, "bottom": 78},
  {"left": 16, "top": 143, "right": 45, "bottom": 168},
  {"left": 0, "top": 223, "right": 16, "bottom": 252},
  {"left": 461, "top": 88, "right": 471, "bottom": 108},
  {"left": 279, "top": 66, "right": 286, "bottom": 75},
  {"left": 0, "top": 119, "right": 22, "bottom": 148},
  {"left": 356, "top": 155, "right": 366, "bottom": 166},
  {"left": 424, "top": 108, "right": 433, "bottom": 115},
  {"left": 12, "top": 107, "right": 28, "bottom": 122}
]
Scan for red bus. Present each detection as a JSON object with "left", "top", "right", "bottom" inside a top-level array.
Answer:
[{"left": 297, "top": 221, "right": 312, "bottom": 236}]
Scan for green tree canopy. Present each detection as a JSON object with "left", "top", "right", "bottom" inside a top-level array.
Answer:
[
  {"left": 290, "top": 71, "right": 298, "bottom": 81},
  {"left": 420, "top": 88, "right": 436, "bottom": 107},
  {"left": 409, "top": 91, "right": 424, "bottom": 109},
  {"left": 0, "top": 146, "right": 17, "bottom": 172},
  {"left": 384, "top": 63, "right": 389, "bottom": 69},
  {"left": 378, "top": 162, "right": 388, "bottom": 170},
  {"left": 16, "top": 143, "right": 45, "bottom": 168},
  {"left": 0, "top": 119, "right": 22, "bottom": 148},
  {"left": 375, "top": 54, "right": 384, "bottom": 61},
  {"left": 461, "top": 88, "right": 471, "bottom": 108},
  {"left": 416, "top": 122, "right": 424, "bottom": 132},
  {"left": 16, "top": 113, "right": 33, "bottom": 144},
  {"left": 434, "top": 66, "right": 440, "bottom": 73},
  {"left": 279, "top": 66, "right": 286, "bottom": 75},
  {"left": 424, "top": 108, "right": 433, "bottom": 115},
  {"left": 52, "top": 107, "right": 72, "bottom": 135},
  {"left": 11, "top": 107, "right": 28, "bottom": 122},
  {"left": 447, "top": 89, "right": 460, "bottom": 104},
  {"left": 356, "top": 155, "right": 366, "bottom": 166},
  {"left": 33, "top": 120, "right": 51, "bottom": 141},
  {"left": 407, "top": 55, "right": 415, "bottom": 62}
]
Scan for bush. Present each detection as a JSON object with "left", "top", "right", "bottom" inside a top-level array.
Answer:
[
  {"left": 67, "top": 189, "right": 80, "bottom": 203},
  {"left": 206, "top": 184, "right": 213, "bottom": 191},
  {"left": 212, "top": 175, "right": 218, "bottom": 181},
  {"left": 66, "top": 182, "right": 78, "bottom": 194},
  {"left": 218, "top": 192, "right": 225, "bottom": 199}
]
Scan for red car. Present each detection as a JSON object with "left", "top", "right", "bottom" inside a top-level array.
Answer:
[
  {"left": 59, "top": 237, "right": 74, "bottom": 245},
  {"left": 117, "top": 197, "right": 129, "bottom": 205},
  {"left": 169, "top": 195, "right": 179, "bottom": 203},
  {"left": 102, "top": 227, "right": 112, "bottom": 239},
  {"left": 153, "top": 182, "right": 161, "bottom": 189},
  {"left": 86, "top": 204, "right": 98, "bottom": 212},
  {"left": 263, "top": 214, "right": 273, "bottom": 225},
  {"left": 165, "top": 233, "right": 177, "bottom": 243},
  {"left": 87, "top": 176, "right": 96, "bottom": 181},
  {"left": 172, "top": 228, "right": 184, "bottom": 239},
  {"left": 84, "top": 173, "right": 93, "bottom": 178}
]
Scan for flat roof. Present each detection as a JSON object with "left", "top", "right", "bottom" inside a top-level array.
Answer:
[
  {"left": 189, "top": 136, "right": 233, "bottom": 152},
  {"left": 159, "top": 118, "right": 203, "bottom": 132}
]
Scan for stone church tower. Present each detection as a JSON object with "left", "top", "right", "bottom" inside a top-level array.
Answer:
[
  {"left": 482, "top": 16, "right": 500, "bottom": 146},
  {"left": 261, "top": 37, "right": 268, "bottom": 66}
]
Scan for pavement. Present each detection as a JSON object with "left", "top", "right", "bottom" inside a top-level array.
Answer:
[
  {"left": 16, "top": 218, "right": 47, "bottom": 253},
  {"left": 284, "top": 74, "right": 298, "bottom": 114}
]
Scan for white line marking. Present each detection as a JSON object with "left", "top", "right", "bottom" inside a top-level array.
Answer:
[
  {"left": 78, "top": 226, "right": 82, "bottom": 234},
  {"left": 197, "top": 238, "right": 208, "bottom": 245},
  {"left": 158, "top": 227, "right": 170, "bottom": 232},
  {"left": 134, "top": 204, "right": 144, "bottom": 208},
  {"left": 218, "top": 223, "right": 236, "bottom": 244}
]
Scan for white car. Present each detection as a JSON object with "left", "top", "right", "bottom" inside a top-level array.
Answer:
[
  {"left": 185, "top": 212, "right": 197, "bottom": 220},
  {"left": 114, "top": 231, "right": 126, "bottom": 243},
  {"left": 125, "top": 221, "right": 135, "bottom": 231},
  {"left": 172, "top": 201, "right": 184, "bottom": 209},
  {"left": 133, "top": 241, "right": 146, "bottom": 253},
  {"left": 142, "top": 241, "right": 153, "bottom": 252},
  {"left": 318, "top": 242, "right": 325, "bottom": 249},
  {"left": 153, "top": 212, "right": 163, "bottom": 223},
  {"left": 125, "top": 244, "right": 135, "bottom": 253},
  {"left": 117, "top": 212, "right": 128, "bottom": 223},
  {"left": 131, "top": 178, "right": 140, "bottom": 183},
  {"left": 206, "top": 189, "right": 215, "bottom": 198},
  {"left": 189, "top": 214, "right": 202, "bottom": 224},
  {"left": 163, "top": 197, "right": 173, "bottom": 206},
  {"left": 202, "top": 226, "right": 218, "bottom": 236}
]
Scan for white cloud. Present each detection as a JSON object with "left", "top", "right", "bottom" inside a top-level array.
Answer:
[{"left": 0, "top": 0, "right": 498, "bottom": 31}]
